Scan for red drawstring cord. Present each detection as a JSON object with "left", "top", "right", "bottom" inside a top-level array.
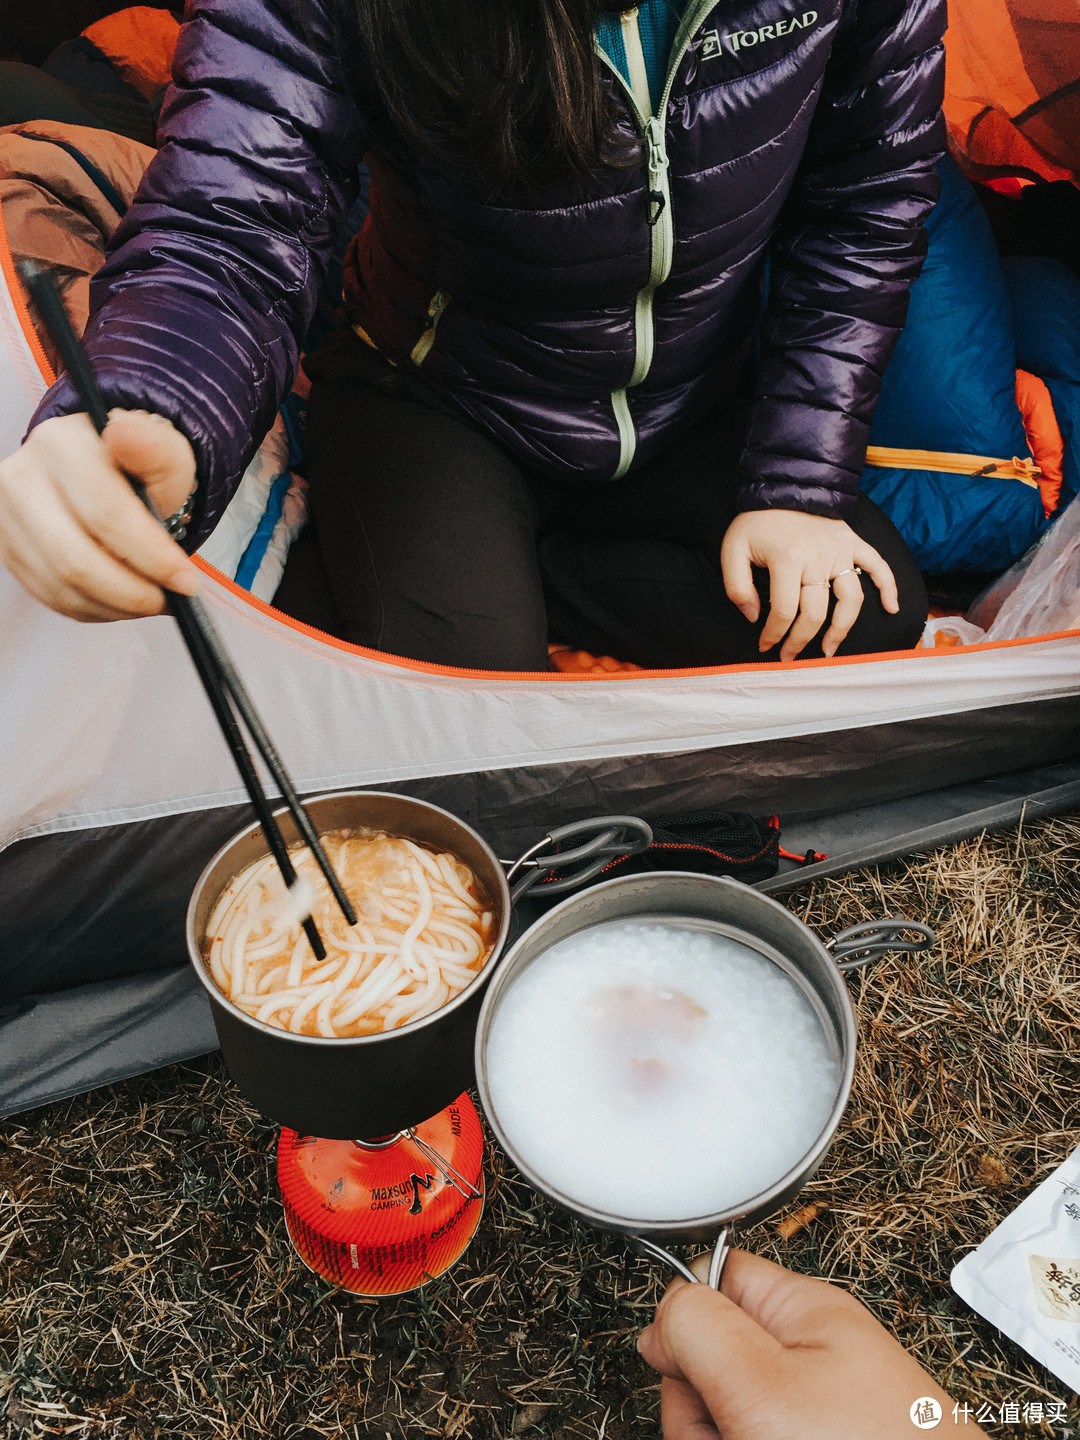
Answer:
[
  {"left": 777, "top": 845, "right": 828, "bottom": 865},
  {"left": 769, "top": 816, "right": 827, "bottom": 866}
]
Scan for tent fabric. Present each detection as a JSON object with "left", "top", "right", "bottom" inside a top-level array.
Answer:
[
  {"left": 944, "top": 0, "right": 1080, "bottom": 185},
  {"left": 4, "top": 686, "right": 1079, "bottom": 995},
  {"left": 0, "top": 968, "right": 217, "bottom": 1122},
  {"left": 80, "top": 6, "right": 180, "bottom": 101},
  {"left": 5, "top": 543, "right": 1080, "bottom": 856}
]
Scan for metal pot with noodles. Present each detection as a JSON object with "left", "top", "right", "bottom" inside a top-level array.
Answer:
[{"left": 187, "top": 791, "right": 513, "bottom": 1139}]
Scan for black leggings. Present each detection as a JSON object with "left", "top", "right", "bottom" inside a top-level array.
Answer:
[{"left": 301, "top": 331, "right": 927, "bottom": 671}]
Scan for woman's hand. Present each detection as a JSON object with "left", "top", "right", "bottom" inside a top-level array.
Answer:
[
  {"left": 638, "top": 1250, "right": 982, "bottom": 1440},
  {"left": 720, "top": 510, "right": 899, "bottom": 660},
  {"left": 0, "top": 410, "right": 200, "bottom": 622}
]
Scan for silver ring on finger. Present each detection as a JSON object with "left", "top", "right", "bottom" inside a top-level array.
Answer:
[
  {"left": 800, "top": 579, "right": 831, "bottom": 589},
  {"left": 830, "top": 567, "right": 863, "bottom": 580}
]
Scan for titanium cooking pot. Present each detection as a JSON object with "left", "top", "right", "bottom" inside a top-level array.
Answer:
[{"left": 474, "top": 871, "right": 932, "bottom": 1287}]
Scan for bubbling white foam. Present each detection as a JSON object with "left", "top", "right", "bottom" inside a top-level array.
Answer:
[{"left": 484, "top": 920, "right": 841, "bottom": 1222}]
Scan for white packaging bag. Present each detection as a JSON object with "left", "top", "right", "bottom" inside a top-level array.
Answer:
[
  {"left": 919, "top": 616, "right": 987, "bottom": 648},
  {"left": 966, "top": 489, "right": 1080, "bottom": 640},
  {"left": 952, "top": 1145, "right": 1080, "bottom": 1391}
]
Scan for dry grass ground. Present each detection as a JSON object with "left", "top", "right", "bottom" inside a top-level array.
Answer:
[{"left": 2, "top": 814, "right": 1079, "bottom": 1439}]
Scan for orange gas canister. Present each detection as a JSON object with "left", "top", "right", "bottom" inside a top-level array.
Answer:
[{"left": 277, "top": 1094, "right": 484, "bottom": 1296}]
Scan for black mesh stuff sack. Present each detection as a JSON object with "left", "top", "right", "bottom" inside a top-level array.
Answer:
[{"left": 534, "top": 810, "right": 817, "bottom": 895}]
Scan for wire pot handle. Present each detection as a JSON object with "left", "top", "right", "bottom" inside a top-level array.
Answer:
[
  {"left": 633, "top": 1229, "right": 731, "bottom": 1290},
  {"left": 502, "top": 816, "right": 654, "bottom": 903},
  {"left": 826, "top": 917, "right": 936, "bottom": 972}
]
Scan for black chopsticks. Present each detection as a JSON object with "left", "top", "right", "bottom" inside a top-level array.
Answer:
[{"left": 19, "top": 261, "right": 357, "bottom": 960}]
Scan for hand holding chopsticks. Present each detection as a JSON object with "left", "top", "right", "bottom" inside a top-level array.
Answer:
[{"left": 18, "top": 260, "right": 356, "bottom": 960}]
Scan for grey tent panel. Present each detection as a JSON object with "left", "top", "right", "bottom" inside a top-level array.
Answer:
[
  {"left": 392, "top": 694, "right": 1080, "bottom": 855},
  {"left": 767, "top": 758, "right": 1080, "bottom": 891},
  {"left": 0, "top": 967, "right": 215, "bottom": 1121}
]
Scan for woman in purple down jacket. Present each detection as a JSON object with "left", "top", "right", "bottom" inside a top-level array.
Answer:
[{"left": 0, "top": 0, "right": 943, "bottom": 668}]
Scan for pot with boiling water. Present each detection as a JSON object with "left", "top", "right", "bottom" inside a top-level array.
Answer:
[{"left": 475, "top": 872, "right": 931, "bottom": 1281}]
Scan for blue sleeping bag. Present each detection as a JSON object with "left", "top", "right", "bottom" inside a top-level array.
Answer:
[{"left": 859, "top": 157, "right": 1059, "bottom": 574}]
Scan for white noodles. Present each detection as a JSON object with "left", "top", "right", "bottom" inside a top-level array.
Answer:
[{"left": 202, "top": 828, "right": 496, "bottom": 1038}]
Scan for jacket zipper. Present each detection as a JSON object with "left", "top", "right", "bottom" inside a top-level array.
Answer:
[
  {"left": 410, "top": 288, "right": 451, "bottom": 366},
  {"left": 596, "top": 1, "right": 717, "bottom": 478}
]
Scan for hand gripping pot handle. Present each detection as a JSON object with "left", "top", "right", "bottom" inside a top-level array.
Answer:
[
  {"left": 503, "top": 816, "right": 654, "bottom": 903},
  {"left": 635, "top": 1230, "right": 732, "bottom": 1291}
]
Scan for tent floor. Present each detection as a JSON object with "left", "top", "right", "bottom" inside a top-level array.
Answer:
[
  {"left": 2, "top": 755, "right": 1078, "bottom": 1121},
  {"left": 764, "top": 756, "right": 1080, "bottom": 892}
]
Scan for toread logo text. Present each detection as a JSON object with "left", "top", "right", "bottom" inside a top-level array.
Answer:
[{"left": 702, "top": 9, "right": 818, "bottom": 56}]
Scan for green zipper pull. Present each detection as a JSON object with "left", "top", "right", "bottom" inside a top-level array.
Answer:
[
  {"left": 645, "top": 117, "right": 669, "bottom": 226},
  {"left": 645, "top": 117, "right": 668, "bottom": 177}
]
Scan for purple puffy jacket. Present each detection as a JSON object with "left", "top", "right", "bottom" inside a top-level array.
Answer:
[{"left": 31, "top": 0, "right": 945, "bottom": 549}]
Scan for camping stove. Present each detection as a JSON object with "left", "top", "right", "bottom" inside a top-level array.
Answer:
[{"left": 276, "top": 1093, "right": 484, "bottom": 1296}]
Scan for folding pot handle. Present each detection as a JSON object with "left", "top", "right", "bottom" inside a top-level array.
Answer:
[
  {"left": 504, "top": 816, "right": 654, "bottom": 903},
  {"left": 633, "top": 1229, "right": 731, "bottom": 1290},
  {"left": 825, "top": 917, "right": 935, "bottom": 972}
]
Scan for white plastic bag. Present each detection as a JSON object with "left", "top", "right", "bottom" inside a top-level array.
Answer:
[
  {"left": 919, "top": 616, "right": 987, "bottom": 648},
  {"left": 952, "top": 1144, "right": 1080, "bottom": 1391},
  {"left": 967, "top": 490, "right": 1080, "bottom": 639}
]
